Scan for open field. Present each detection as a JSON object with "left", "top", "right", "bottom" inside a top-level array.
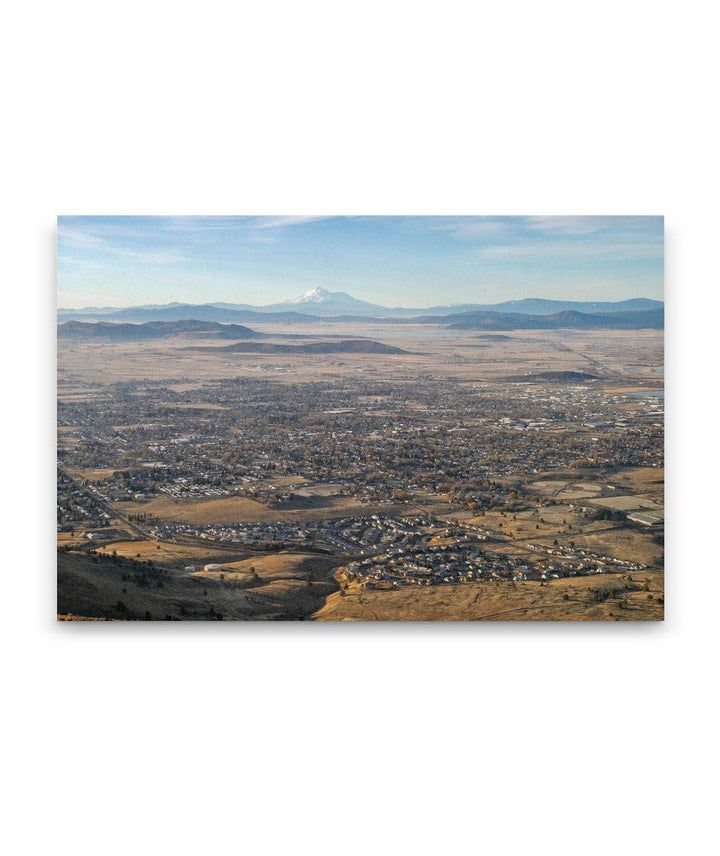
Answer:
[
  {"left": 192, "top": 553, "right": 337, "bottom": 582},
  {"left": 58, "top": 326, "right": 664, "bottom": 387},
  {"left": 94, "top": 539, "right": 233, "bottom": 565},
  {"left": 114, "top": 495, "right": 285, "bottom": 524},
  {"left": 315, "top": 570, "right": 664, "bottom": 621},
  {"left": 589, "top": 496, "right": 663, "bottom": 512},
  {"left": 113, "top": 494, "right": 440, "bottom": 525}
]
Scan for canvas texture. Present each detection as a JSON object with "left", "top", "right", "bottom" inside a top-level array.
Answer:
[{"left": 57, "top": 216, "right": 664, "bottom": 621}]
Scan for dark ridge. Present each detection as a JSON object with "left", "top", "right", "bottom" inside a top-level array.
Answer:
[
  {"left": 475, "top": 334, "right": 515, "bottom": 340},
  {"left": 503, "top": 371, "right": 601, "bottom": 383},
  {"left": 447, "top": 308, "right": 664, "bottom": 331},
  {"left": 58, "top": 320, "right": 263, "bottom": 341},
  {"left": 191, "top": 339, "right": 410, "bottom": 355},
  {"left": 450, "top": 297, "right": 663, "bottom": 316},
  {"left": 58, "top": 305, "right": 324, "bottom": 324}
]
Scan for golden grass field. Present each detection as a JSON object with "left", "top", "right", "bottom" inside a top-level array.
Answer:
[
  {"left": 315, "top": 570, "right": 664, "bottom": 621},
  {"left": 192, "top": 552, "right": 333, "bottom": 582},
  {"left": 114, "top": 495, "right": 285, "bottom": 523},
  {"left": 114, "top": 493, "right": 444, "bottom": 525},
  {"left": 95, "top": 539, "right": 229, "bottom": 565}
]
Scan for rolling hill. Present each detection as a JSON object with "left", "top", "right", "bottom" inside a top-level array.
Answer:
[
  {"left": 57, "top": 319, "right": 264, "bottom": 341},
  {"left": 192, "top": 339, "right": 410, "bottom": 355},
  {"left": 446, "top": 308, "right": 664, "bottom": 331}
]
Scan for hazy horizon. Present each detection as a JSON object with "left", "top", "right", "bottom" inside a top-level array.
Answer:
[{"left": 57, "top": 215, "right": 664, "bottom": 309}]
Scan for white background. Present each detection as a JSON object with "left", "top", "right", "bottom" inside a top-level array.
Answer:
[{"left": 2, "top": 2, "right": 718, "bottom": 854}]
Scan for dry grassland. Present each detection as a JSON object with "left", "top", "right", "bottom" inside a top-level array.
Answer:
[
  {"left": 58, "top": 329, "right": 664, "bottom": 387},
  {"left": 315, "top": 570, "right": 664, "bottom": 621}
]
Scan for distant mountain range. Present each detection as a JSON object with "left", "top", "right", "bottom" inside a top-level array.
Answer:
[
  {"left": 58, "top": 302, "right": 664, "bottom": 342},
  {"left": 445, "top": 308, "right": 664, "bottom": 331},
  {"left": 58, "top": 288, "right": 663, "bottom": 322},
  {"left": 193, "top": 339, "right": 409, "bottom": 356}
]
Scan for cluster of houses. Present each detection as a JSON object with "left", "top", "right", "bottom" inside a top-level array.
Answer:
[
  {"left": 58, "top": 374, "right": 664, "bottom": 521},
  {"left": 149, "top": 514, "right": 461, "bottom": 552},
  {"left": 346, "top": 537, "right": 648, "bottom": 590},
  {"left": 57, "top": 470, "right": 111, "bottom": 530},
  {"left": 527, "top": 541, "right": 648, "bottom": 573}
]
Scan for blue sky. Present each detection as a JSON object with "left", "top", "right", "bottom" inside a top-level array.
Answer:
[{"left": 57, "top": 215, "right": 664, "bottom": 308}]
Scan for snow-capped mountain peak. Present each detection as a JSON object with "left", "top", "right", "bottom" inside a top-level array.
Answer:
[{"left": 294, "top": 287, "right": 331, "bottom": 304}]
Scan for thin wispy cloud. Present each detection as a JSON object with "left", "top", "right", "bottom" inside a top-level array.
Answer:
[
  {"left": 524, "top": 215, "right": 662, "bottom": 236},
  {"left": 57, "top": 255, "right": 108, "bottom": 271},
  {"left": 428, "top": 218, "right": 514, "bottom": 240},
  {"left": 251, "top": 215, "right": 336, "bottom": 230},
  {"left": 58, "top": 224, "right": 189, "bottom": 265},
  {"left": 464, "top": 237, "right": 663, "bottom": 264},
  {"left": 523, "top": 216, "right": 616, "bottom": 235}
]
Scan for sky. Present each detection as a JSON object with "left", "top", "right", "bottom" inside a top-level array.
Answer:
[{"left": 57, "top": 215, "right": 664, "bottom": 309}]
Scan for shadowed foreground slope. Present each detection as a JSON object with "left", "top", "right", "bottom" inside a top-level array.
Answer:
[{"left": 58, "top": 549, "right": 342, "bottom": 621}]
